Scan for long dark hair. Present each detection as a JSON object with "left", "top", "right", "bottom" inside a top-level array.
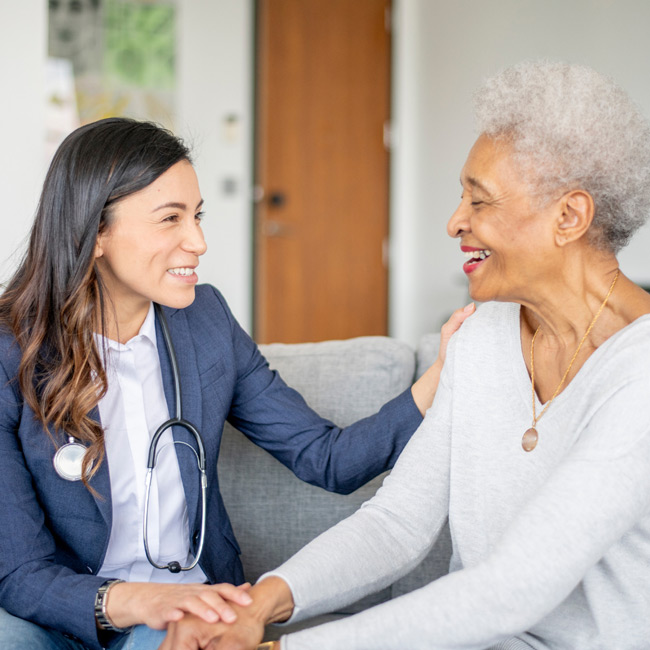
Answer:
[{"left": 0, "top": 117, "right": 191, "bottom": 487}]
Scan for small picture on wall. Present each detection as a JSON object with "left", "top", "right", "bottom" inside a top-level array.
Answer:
[{"left": 46, "top": 0, "right": 176, "bottom": 161}]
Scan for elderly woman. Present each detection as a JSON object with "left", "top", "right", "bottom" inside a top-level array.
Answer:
[{"left": 162, "top": 61, "right": 650, "bottom": 650}]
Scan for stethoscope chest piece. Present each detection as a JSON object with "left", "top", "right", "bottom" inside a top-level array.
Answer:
[{"left": 53, "top": 436, "right": 90, "bottom": 481}]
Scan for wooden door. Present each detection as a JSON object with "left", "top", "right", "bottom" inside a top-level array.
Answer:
[{"left": 254, "top": 0, "right": 391, "bottom": 343}]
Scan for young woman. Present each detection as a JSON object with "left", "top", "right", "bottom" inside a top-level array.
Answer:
[{"left": 0, "top": 118, "right": 467, "bottom": 650}]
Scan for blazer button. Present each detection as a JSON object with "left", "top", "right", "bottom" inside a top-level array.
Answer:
[{"left": 192, "top": 530, "right": 200, "bottom": 544}]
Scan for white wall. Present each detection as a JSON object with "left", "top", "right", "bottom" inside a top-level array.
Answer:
[
  {"left": 176, "top": 0, "right": 254, "bottom": 330},
  {"left": 390, "top": 0, "right": 650, "bottom": 345},
  {"left": 0, "top": 3, "right": 47, "bottom": 281}
]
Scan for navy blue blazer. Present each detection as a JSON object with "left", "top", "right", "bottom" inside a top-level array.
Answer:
[{"left": 0, "top": 285, "right": 421, "bottom": 649}]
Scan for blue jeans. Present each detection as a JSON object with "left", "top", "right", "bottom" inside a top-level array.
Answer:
[{"left": 0, "top": 608, "right": 166, "bottom": 650}]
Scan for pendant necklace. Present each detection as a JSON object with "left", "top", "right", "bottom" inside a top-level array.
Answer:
[{"left": 522, "top": 269, "right": 619, "bottom": 452}]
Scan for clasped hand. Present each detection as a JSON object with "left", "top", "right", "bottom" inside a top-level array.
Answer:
[
  {"left": 107, "top": 581, "right": 254, "bottom": 631},
  {"left": 159, "top": 605, "right": 264, "bottom": 650},
  {"left": 158, "top": 577, "right": 292, "bottom": 650}
]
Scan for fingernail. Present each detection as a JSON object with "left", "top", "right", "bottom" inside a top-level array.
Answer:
[
  {"left": 206, "top": 610, "right": 218, "bottom": 623},
  {"left": 463, "top": 303, "right": 475, "bottom": 312},
  {"left": 223, "top": 609, "right": 236, "bottom": 623},
  {"left": 241, "top": 593, "right": 253, "bottom": 605}
]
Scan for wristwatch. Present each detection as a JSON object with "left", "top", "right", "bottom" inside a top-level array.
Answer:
[
  {"left": 256, "top": 642, "right": 280, "bottom": 650},
  {"left": 94, "top": 579, "right": 131, "bottom": 633}
]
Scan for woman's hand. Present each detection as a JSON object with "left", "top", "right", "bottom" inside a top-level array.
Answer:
[
  {"left": 159, "top": 577, "right": 293, "bottom": 650},
  {"left": 105, "top": 581, "right": 253, "bottom": 630},
  {"left": 160, "top": 612, "right": 264, "bottom": 650},
  {"left": 411, "top": 303, "right": 475, "bottom": 415}
]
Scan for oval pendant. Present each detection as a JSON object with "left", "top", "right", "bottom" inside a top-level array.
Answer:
[
  {"left": 522, "top": 427, "right": 538, "bottom": 452},
  {"left": 53, "top": 437, "right": 90, "bottom": 481}
]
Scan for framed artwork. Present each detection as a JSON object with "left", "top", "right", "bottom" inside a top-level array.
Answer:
[{"left": 46, "top": 0, "right": 176, "bottom": 159}]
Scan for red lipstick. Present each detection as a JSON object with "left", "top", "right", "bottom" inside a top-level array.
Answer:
[{"left": 460, "top": 245, "right": 490, "bottom": 275}]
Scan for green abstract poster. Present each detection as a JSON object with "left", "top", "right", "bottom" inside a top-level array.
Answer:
[
  {"left": 105, "top": 1, "right": 175, "bottom": 90},
  {"left": 47, "top": 0, "right": 176, "bottom": 136}
]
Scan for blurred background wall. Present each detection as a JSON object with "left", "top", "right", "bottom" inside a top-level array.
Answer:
[{"left": 2, "top": 0, "right": 650, "bottom": 346}]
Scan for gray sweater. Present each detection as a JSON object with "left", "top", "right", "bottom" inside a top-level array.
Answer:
[{"left": 270, "top": 302, "right": 650, "bottom": 650}]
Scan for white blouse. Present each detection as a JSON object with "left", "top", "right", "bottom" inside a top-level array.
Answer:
[{"left": 96, "top": 302, "right": 207, "bottom": 584}]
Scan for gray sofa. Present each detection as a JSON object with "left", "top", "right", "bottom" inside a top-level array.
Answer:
[{"left": 218, "top": 334, "right": 452, "bottom": 638}]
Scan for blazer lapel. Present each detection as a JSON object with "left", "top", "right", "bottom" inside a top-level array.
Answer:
[
  {"left": 87, "top": 405, "right": 113, "bottom": 528},
  {"left": 155, "top": 306, "right": 203, "bottom": 537}
]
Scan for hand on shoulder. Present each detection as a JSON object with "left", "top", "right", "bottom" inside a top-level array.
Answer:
[{"left": 411, "top": 303, "right": 475, "bottom": 415}]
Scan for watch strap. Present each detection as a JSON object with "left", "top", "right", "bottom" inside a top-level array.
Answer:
[{"left": 94, "top": 579, "right": 131, "bottom": 633}]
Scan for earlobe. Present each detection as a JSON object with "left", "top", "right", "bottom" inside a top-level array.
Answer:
[{"left": 94, "top": 237, "right": 104, "bottom": 259}]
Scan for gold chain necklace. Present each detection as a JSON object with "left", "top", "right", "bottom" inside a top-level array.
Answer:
[{"left": 522, "top": 269, "right": 619, "bottom": 452}]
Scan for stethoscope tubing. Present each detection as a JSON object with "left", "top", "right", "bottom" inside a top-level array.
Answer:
[{"left": 141, "top": 304, "right": 208, "bottom": 573}]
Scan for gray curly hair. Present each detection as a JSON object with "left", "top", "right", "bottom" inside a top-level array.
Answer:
[{"left": 474, "top": 61, "right": 650, "bottom": 253}]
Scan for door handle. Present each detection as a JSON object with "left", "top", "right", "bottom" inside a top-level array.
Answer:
[{"left": 268, "top": 192, "right": 286, "bottom": 207}]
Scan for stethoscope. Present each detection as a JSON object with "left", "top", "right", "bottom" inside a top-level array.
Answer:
[{"left": 52, "top": 303, "right": 207, "bottom": 574}]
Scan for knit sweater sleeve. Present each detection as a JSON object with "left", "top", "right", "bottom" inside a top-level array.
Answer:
[
  {"left": 273, "top": 345, "right": 650, "bottom": 649},
  {"left": 262, "top": 335, "right": 455, "bottom": 637}
]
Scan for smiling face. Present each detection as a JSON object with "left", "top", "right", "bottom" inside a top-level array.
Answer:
[
  {"left": 447, "top": 134, "right": 562, "bottom": 304},
  {"left": 95, "top": 160, "right": 207, "bottom": 332}
]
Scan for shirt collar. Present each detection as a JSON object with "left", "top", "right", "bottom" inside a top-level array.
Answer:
[{"left": 138, "top": 302, "right": 158, "bottom": 348}]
